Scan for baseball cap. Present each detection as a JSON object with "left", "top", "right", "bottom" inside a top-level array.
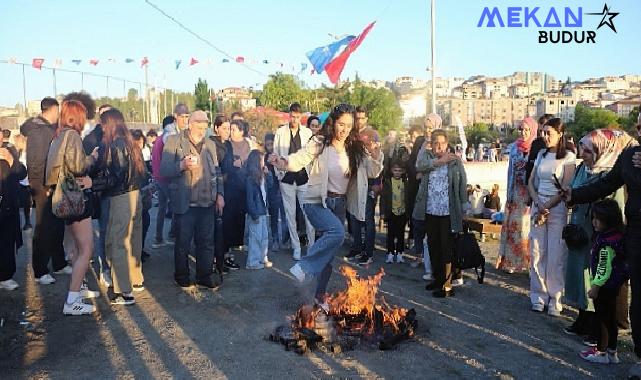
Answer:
[{"left": 189, "top": 110, "right": 209, "bottom": 124}]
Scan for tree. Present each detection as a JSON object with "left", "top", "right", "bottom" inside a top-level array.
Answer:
[
  {"left": 259, "top": 73, "right": 303, "bottom": 111},
  {"left": 566, "top": 104, "right": 620, "bottom": 138},
  {"left": 339, "top": 82, "right": 403, "bottom": 136},
  {"left": 465, "top": 123, "right": 499, "bottom": 146},
  {"left": 618, "top": 106, "right": 639, "bottom": 135},
  {"left": 194, "top": 78, "right": 211, "bottom": 112}
]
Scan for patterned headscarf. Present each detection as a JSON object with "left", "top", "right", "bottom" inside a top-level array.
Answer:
[
  {"left": 579, "top": 129, "right": 638, "bottom": 174},
  {"left": 515, "top": 117, "right": 538, "bottom": 153},
  {"left": 424, "top": 113, "right": 442, "bottom": 130}
]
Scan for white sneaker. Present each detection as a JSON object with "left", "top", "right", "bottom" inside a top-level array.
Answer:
[
  {"left": 53, "top": 265, "right": 73, "bottom": 275},
  {"left": 451, "top": 278, "right": 464, "bottom": 287},
  {"left": 580, "top": 347, "right": 609, "bottom": 364},
  {"left": 396, "top": 254, "right": 405, "bottom": 263},
  {"left": 79, "top": 283, "right": 100, "bottom": 299},
  {"left": 63, "top": 298, "right": 96, "bottom": 315},
  {"left": 263, "top": 258, "right": 273, "bottom": 268},
  {"left": 0, "top": 279, "right": 19, "bottom": 290},
  {"left": 531, "top": 304, "right": 544, "bottom": 312},
  {"left": 422, "top": 273, "right": 434, "bottom": 281},
  {"left": 35, "top": 274, "right": 56, "bottom": 285},
  {"left": 100, "top": 272, "right": 112, "bottom": 288},
  {"left": 293, "top": 249, "right": 301, "bottom": 261},
  {"left": 386, "top": 253, "right": 394, "bottom": 264},
  {"left": 289, "top": 263, "right": 305, "bottom": 282},
  {"left": 607, "top": 349, "right": 620, "bottom": 364},
  {"left": 548, "top": 308, "right": 561, "bottom": 317}
]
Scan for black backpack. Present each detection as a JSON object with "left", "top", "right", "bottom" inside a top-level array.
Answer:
[{"left": 453, "top": 231, "right": 485, "bottom": 284}]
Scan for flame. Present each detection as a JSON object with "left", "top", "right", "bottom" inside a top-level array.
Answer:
[{"left": 294, "top": 266, "right": 408, "bottom": 335}]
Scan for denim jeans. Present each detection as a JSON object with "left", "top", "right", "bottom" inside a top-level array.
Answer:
[
  {"left": 174, "top": 206, "right": 215, "bottom": 283},
  {"left": 94, "top": 197, "right": 111, "bottom": 275},
  {"left": 301, "top": 198, "right": 346, "bottom": 298},
  {"left": 350, "top": 194, "right": 376, "bottom": 257},
  {"left": 246, "top": 214, "right": 269, "bottom": 268},
  {"left": 155, "top": 181, "right": 174, "bottom": 242},
  {"left": 267, "top": 190, "right": 289, "bottom": 246}
]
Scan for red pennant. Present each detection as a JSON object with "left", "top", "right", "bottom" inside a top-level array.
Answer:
[
  {"left": 89, "top": 59, "right": 99, "bottom": 66},
  {"left": 235, "top": 56, "right": 245, "bottom": 63},
  {"left": 32, "top": 58, "right": 45, "bottom": 70},
  {"left": 325, "top": 22, "right": 375, "bottom": 84},
  {"left": 140, "top": 57, "right": 149, "bottom": 67},
  {"left": 190, "top": 57, "right": 199, "bottom": 66}
]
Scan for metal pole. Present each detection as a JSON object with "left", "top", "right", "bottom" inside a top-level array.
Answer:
[
  {"left": 430, "top": 0, "right": 436, "bottom": 115},
  {"left": 140, "top": 83, "right": 145, "bottom": 124},
  {"left": 144, "top": 65, "right": 149, "bottom": 123},
  {"left": 52, "top": 68, "right": 57, "bottom": 97},
  {"left": 21, "top": 64, "right": 27, "bottom": 116},
  {"left": 81, "top": 72, "right": 84, "bottom": 91},
  {"left": 106, "top": 76, "right": 110, "bottom": 98}
]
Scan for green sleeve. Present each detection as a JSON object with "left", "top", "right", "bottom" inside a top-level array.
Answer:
[{"left": 591, "top": 246, "right": 615, "bottom": 287}]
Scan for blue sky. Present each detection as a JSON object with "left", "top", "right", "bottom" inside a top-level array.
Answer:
[{"left": 0, "top": 0, "right": 639, "bottom": 106}]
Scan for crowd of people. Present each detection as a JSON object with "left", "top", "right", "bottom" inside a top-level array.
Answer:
[{"left": 1, "top": 92, "right": 641, "bottom": 374}]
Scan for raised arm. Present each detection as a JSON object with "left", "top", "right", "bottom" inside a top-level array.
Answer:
[{"left": 284, "top": 135, "right": 324, "bottom": 172}]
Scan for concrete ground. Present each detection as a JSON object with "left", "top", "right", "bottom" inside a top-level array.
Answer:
[{"left": 0, "top": 210, "right": 635, "bottom": 379}]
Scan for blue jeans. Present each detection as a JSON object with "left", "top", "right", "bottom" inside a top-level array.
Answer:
[
  {"left": 300, "top": 198, "right": 346, "bottom": 298},
  {"left": 246, "top": 214, "right": 269, "bottom": 268},
  {"left": 350, "top": 194, "right": 376, "bottom": 257},
  {"left": 267, "top": 190, "right": 289, "bottom": 246},
  {"left": 94, "top": 197, "right": 111, "bottom": 275},
  {"left": 155, "top": 181, "right": 175, "bottom": 242}
]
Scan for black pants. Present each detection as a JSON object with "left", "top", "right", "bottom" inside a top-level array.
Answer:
[
  {"left": 31, "top": 182, "right": 66, "bottom": 277},
  {"left": 386, "top": 213, "right": 406, "bottom": 254},
  {"left": 174, "top": 206, "right": 215, "bottom": 284},
  {"left": 0, "top": 211, "right": 18, "bottom": 281},
  {"left": 415, "top": 214, "right": 457, "bottom": 290},
  {"left": 142, "top": 207, "right": 150, "bottom": 249},
  {"left": 594, "top": 286, "right": 620, "bottom": 351},
  {"left": 617, "top": 282, "right": 630, "bottom": 329},
  {"left": 626, "top": 224, "right": 641, "bottom": 357}
]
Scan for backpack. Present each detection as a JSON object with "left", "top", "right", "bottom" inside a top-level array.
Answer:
[{"left": 453, "top": 230, "right": 485, "bottom": 284}]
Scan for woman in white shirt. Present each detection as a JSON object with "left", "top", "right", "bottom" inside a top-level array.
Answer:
[{"left": 527, "top": 118, "right": 576, "bottom": 316}]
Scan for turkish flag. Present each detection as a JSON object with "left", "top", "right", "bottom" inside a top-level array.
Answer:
[
  {"left": 235, "top": 56, "right": 245, "bottom": 63},
  {"left": 89, "top": 59, "right": 99, "bottom": 66},
  {"left": 325, "top": 22, "right": 375, "bottom": 84},
  {"left": 141, "top": 57, "right": 149, "bottom": 67},
  {"left": 190, "top": 57, "right": 199, "bottom": 66},
  {"left": 32, "top": 58, "right": 44, "bottom": 70}
]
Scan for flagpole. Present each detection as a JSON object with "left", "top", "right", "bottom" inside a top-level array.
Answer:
[
  {"left": 430, "top": 0, "right": 436, "bottom": 115},
  {"left": 22, "top": 64, "right": 27, "bottom": 116},
  {"left": 52, "top": 68, "right": 57, "bottom": 97}
]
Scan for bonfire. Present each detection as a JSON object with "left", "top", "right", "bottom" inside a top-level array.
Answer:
[{"left": 268, "top": 266, "right": 417, "bottom": 354}]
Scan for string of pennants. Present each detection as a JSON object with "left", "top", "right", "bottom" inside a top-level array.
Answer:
[{"left": 6, "top": 56, "right": 312, "bottom": 74}]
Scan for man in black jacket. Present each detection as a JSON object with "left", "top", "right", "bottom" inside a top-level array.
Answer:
[
  {"left": 19, "top": 97, "right": 68, "bottom": 284},
  {"left": 567, "top": 145, "right": 641, "bottom": 378}
]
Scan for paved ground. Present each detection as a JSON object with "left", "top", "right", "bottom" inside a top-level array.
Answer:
[{"left": 0, "top": 210, "right": 635, "bottom": 379}]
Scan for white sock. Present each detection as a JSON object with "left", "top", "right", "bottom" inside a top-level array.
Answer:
[{"left": 66, "top": 291, "right": 80, "bottom": 304}]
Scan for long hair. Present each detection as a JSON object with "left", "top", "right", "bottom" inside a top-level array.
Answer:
[
  {"left": 246, "top": 149, "right": 264, "bottom": 185},
  {"left": 100, "top": 109, "right": 146, "bottom": 177},
  {"left": 56, "top": 100, "right": 87, "bottom": 137},
  {"left": 320, "top": 103, "right": 366, "bottom": 178},
  {"left": 543, "top": 118, "right": 568, "bottom": 160}
]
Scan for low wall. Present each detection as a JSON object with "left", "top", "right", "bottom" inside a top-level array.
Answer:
[{"left": 462, "top": 161, "right": 509, "bottom": 211}]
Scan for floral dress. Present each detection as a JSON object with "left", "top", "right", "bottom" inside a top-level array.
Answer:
[{"left": 497, "top": 143, "right": 531, "bottom": 272}]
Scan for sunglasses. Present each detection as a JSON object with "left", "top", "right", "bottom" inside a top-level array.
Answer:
[{"left": 333, "top": 104, "right": 355, "bottom": 113}]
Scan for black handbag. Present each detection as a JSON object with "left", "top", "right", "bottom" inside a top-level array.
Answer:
[
  {"left": 562, "top": 223, "right": 589, "bottom": 249},
  {"left": 453, "top": 231, "right": 485, "bottom": 284}
]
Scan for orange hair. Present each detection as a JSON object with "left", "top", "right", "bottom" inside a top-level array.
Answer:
[{"left": 57, "top": 100, "right": 87, "bottom": 136}]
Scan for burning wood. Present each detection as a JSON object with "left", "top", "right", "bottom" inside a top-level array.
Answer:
[{"left": 268, "top": 266, "right": 417, "bottom": 354}]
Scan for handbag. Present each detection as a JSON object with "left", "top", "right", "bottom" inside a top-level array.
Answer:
[
  {"left": 453, "top": 230, "right": 486, "bottom": 284},
  {"left": 562, "top": 223, "right": 589, "bottom": 250},
  {"left": 51, "top": 131, "right": 86, "bottom": 219}
]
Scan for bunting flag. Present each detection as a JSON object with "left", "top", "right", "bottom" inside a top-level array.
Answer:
[
  {"left": 140, "top": 56, "right": 149, "bottom": 67},
  {"left": 125, "top": 58, "right": 134, "bottom": 63},
  {"left": 32, "top": 58, "right": 44, "bottom": 70},
  {"left": 324, "top": 22, "right": 375, "bottom": 84},
  {"left": 222, "top": 58, "right": 229, "bottom": 63},
  {"left": 306, "top": 34, "right": 355, "bottom": 74},
  {"left": 175, "top": 59, "right": 182, "bottom": 70},
  {"left": 190, "top": 57, "right": 198, "bottom": 66},
  {"left": 53, "top": 58, "right": 63, "bottom": 68},
  {"left": 235, "top": 56, "right": 245, "bottom": 63},
  {"left": 71, "top": 59, "right": 82, "bottom": 65},
  {"left": 89, "top": 59, "right": 99, "bottom": 66},
  {"left": 262, "top": 59, "right": 269, "bottom": 64},
  {"left": 8, "top": 57, "right": 17, "bottom": 64},
  {"left": 300, "top": 63, "right": 308, "bottom": 72},
  {"left": 108, "top": 58, "right": 116, "bottom": 63}
]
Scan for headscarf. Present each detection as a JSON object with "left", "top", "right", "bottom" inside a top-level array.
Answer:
[
  {"left": 579, "top": 128, "right": 638, "bottom": 174},
  {"left": 424, "top": 113, "right": 442, "bottom": 130},
  {"left": 515, "top": 117, "right": 538, "bottom": 153}
]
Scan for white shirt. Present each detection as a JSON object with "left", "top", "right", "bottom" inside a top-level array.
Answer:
[
  {"left": 426, "top": 165, "right": 450, "bottom": 216},
  {"left": 535, "top": 150, "right": 576, "bottom": 196},
  {"left": 326, "top": 146, "right": 350, "bottom": 195},
  {"left": 142, "top": 145, "right": 151, "bottom": 162},
  {"left": 19, "top": 150, "right": 29, "bottom": 186}
]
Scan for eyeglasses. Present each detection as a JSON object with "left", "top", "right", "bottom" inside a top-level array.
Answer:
[{"left": 333, "top": 104, "right": 355, "bottom": 113}]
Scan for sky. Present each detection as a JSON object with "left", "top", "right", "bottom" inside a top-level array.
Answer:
[{"left": 0, "top": 0, "right": 639, "bottom": 107}]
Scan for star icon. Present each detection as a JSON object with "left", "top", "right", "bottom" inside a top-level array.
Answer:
[{"left": 587, "top": 3, "right": 619, "bottom": 33}]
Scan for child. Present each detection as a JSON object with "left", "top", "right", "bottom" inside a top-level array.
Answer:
[
  {"left": 382, "top": 160, "right": 408, "bottom": 264},
  {"left": 580, "top": 199, "right": 627, "bottom": 364},
  {"left": 245, "top": 149, "right": 272, "bottom": 270},
  {"left": 264, "top": 133, "right": 289, "bottom": 251}
]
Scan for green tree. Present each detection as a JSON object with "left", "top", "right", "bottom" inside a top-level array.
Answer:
[
  {"left": 465, "top": 123, "right": 499, "bottom": 146},
  {"left": 259, "top": 72, "right": 304, "bottom": 111},
  {"left": 194, "top": 78, "right": 211, "bottom": 112},
  {"left": 339, "top": 82, "right": 403, "bottom": 136},
  {"left": 566, "top": 104, "right": 620, "bottom": 138},
  {"left": 617, "top": 106, "right": 639, "bottom": 135}
]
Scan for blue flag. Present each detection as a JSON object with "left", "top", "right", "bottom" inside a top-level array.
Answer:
[
  {"left": 175, "top": 59, "right": 182, "bottom": 70},
  {"left": 306, "top": 35, "right": 355, "bottom": 74}
]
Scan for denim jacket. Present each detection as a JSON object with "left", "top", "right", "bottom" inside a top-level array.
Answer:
[{"left": 246, "top": 177, "right": 267, "bottom": 220}]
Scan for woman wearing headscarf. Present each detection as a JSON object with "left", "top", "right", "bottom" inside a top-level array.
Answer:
[
  {"left": 564, "top": 129, "right": 637, "bottom": 338},
  {"left": 497, "top": 117, "right": 537, "bottom": 273}
]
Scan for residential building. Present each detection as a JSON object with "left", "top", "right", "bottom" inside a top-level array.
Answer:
[
  {"left": 606, "top": 97, "right": 641, "bottom": 117},
  {"left": 215, "top": 87, "right": 257, "bottom": 113},
  {"left": 536, "top": 95, "right": 577, "bottom": 123}
]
